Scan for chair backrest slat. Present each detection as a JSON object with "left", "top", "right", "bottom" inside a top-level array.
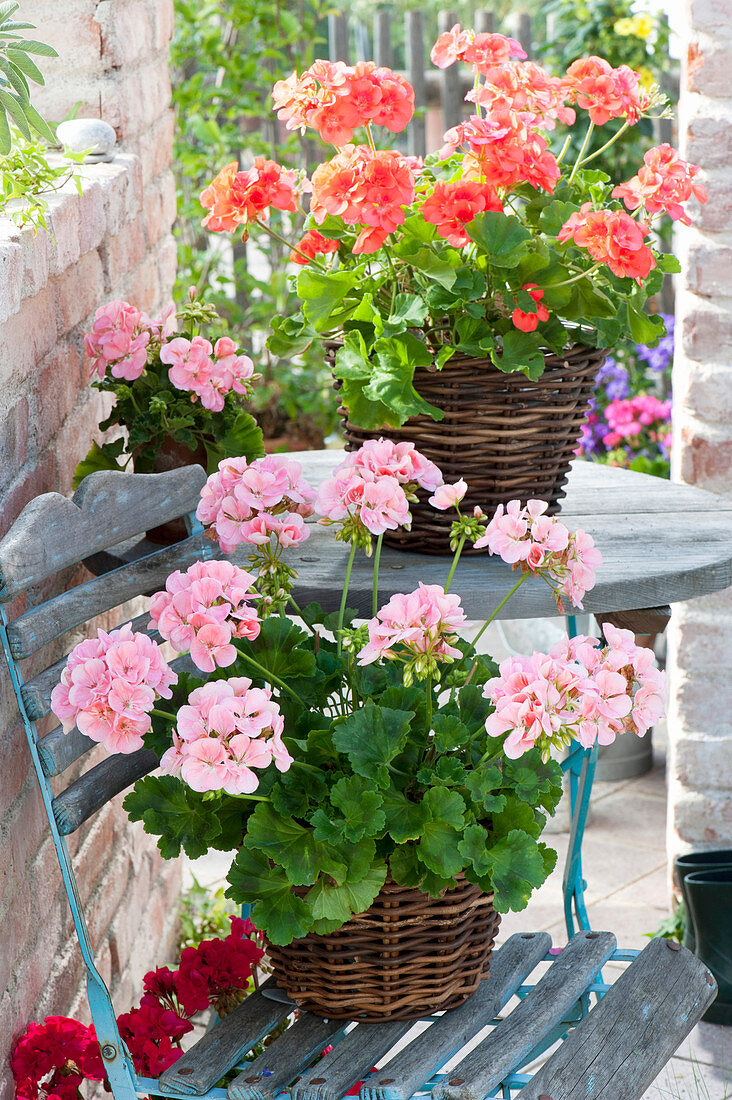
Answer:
[
  {"left": 0, "top": 467, "right": 206, "bottom": 601},
  {"left": 51, "top": 748, "right": 160, "bottom": 835},
  {"left": 6, "top": 532, "right": 216, "bottom": 659},
  {"left": 39, "top": 725, "right": 96, "bottom": 777},
  {"left": 21, "top": 611, "right": 157, "bottom": 721}
]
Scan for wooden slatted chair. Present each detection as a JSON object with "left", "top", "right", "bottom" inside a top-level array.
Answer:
[{"left": 0, "top": 469, "right": 717, "bottom": 1100}]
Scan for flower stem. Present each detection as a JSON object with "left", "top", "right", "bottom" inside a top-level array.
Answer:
[
  {"left": 444, "top": 533, "right": 466, "bottom": 593},
  {"left": 253, "top": 218, "right": 324, "bottom": 268},
  {"left": 372, "top": 533, "right": 384, "bottom": 617},
  {"left": 568, "top": 121, "right": 595, "bottom": 184},
  {"left": 152, "top": 708, "right": 178, "bottom": 722},
  {"left": 425, "top": 674, "right": 433, "bottom": 734},
  {"left": 555, "top": 134, "right": 573, "bottom": 166},
  {"left": 337, "top": 542, "right": 358, "bottom": 656},
  {"left": 234, "top": 648, "right": 307, "bottom": 707},
  {"left": 579, "top": 119, "right": 630, "bottom": 167},
  {"left": 287, "top": 594, "right": 317, "bottom": 636},
  {"left": 232, "top": 793, "right": 271, "bottom": 802},
  {"left": 542, "top": 262, "right": 603, "bottom": 289},
  {"left": 471, "top": 572, "right": 530, "bottom": 647}
]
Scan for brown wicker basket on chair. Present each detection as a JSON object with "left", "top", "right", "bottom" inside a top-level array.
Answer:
[
  {"left": 328, "top": 342, "right": 606, "bottom": 555},
  {"left": 265, "top": 873, "right": 500, "bottom": 1020}
]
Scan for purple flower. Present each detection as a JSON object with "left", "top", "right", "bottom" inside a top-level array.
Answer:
[
  {"left": 636, "top": 314, "right": 675, "bottom": 373},
  {"left": 597, "top": 356, "right": 630, "bottom": 400}
]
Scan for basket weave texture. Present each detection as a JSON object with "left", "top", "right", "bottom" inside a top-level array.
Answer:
[
  {"left": 330, "top": 343, "right": 605, "bottom": 555},
  {"left": 266, "top": 873, "right": 500, "bottom": 1020}
]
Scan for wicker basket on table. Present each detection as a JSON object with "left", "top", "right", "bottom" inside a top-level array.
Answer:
[
  {"left": 328, "top": 342, "right": 606, "bottom": 555},
  {"left": 266, "top": 872, "right": 500, "bottom": 1021}
]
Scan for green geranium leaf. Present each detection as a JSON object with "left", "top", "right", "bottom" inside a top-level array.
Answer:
[
  {"left": 306, "top": 862, "right": 387, "bottom": 929},
  {"left": 398, "top": 242, "right": 458, "bottom": 289},
  {"left": 386, "top": 292, "right": 428, "bottom": 330},
  {"left": 493, "top": 331, "right": 545, "bottom": 380},
  {"left": 338, "top": 376, "right": 394, "bottom": 432},
  {"left": 388, "top": 844, "right": 422, "bottom": 887},
  {"left": 482, "top": 829, "right": 551, "bottom": 913},
  {"left": 538, "top": 199, "right": 581, "bottom": 236},
  {"left": 266, "top": 313, "right": 317, "bottom": 357},
  {"left": 365, "top": 333, "right": 444, "bottom": 425},
  {"left": 211, "top": 412, "right": 264, "bottom": 471},
  {"left": 416, "top": 787, "right": 466, "bottom": 877},
  {"left": 502, "top": 752, "right": 563, "bottom": 811},
  {"left": 317, "top": 775, "right": 386, "bottom": 842},
  {"left": 432, "top": 714, "right": 471, "bottom": 752},
  {"left": 298, "top": 268, "right": 357, "bottom": 329},
  {"left": 458, "top": 822, "right": 492, "bottom": 877},
  {"left": 658, "top": 254, "right": 681, "bottom": 274},
  {"left": 465, "top": 766, "right": 507, "bottom": 814},
  {"left": 244, "top": 803, "right": 343, "bottom": 886},
  {"left": 72, "top": 438, "right": 126, "bottom": 489},
  {"left": 382, "top": 787, "right": 430, "bottom": 842},
  {"left": 333, "top": 329, "right": 371, "bottom": 380},
  {"left": 123, "top": 776, "right": 223, "bottom": 860},
  {"left": 235, "top": 616, "right": 319, "bottom": 702},
  {"left": 270, "top": 765, "right": 328, "bottom": 818},
  {"left": 467, "top": 211, "right": 532, "bottom": 267},
  {"left": 226, "top": 848, "right": 312, "bottom": 945},
  {"left": 333, "top": 704, "right": 414, "bottom": 788},
  {"left": 627, "top": 306, "right": 665, "bottom": 347},
  {"left": 491, "top": 796, "right": 544, "bottom": 841}
]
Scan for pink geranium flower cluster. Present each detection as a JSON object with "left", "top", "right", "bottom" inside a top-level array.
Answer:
[
  {"left": 196, "top": 455, "right": 316, "bottom": 553},
  {"left": 474, "top": 499, "right": 602, "bottom": 611},
  {"left": 149, "top": 560, "right": 260, "bottom": 674},
  {"left": 483, "top": 624, "right": 664, "bottom": 759},
  {"left": 420, "top": 179, "right": 503, "bottom": 247},
  {"left": 159, "top": 335, "right": 255, "bottom": 411},
  {"left": 159, "top": 678, "right": 292, "bottom": 795},
  {"left": 564, "top": 56, "right": 649, "bottom": 127},
  {"left": 358, "top": 582, "right": 466, "bottom": 684},
  {"left": 272, "top": 59, "right": 414, "bottom": 146},
  {"left": 200, "top": 157, "right": 301, "bottom": 236},
  {"left": 317, "top": 438, "right": 443, "bottom": 538},
  {"left": 51, "top": 624, "right": 177, "bottom": 755},
  {"left": 431, "top": 25, "right": 527, "bottom": 71},
  {"left": 310, "top": 145, "right": 418, "bottom": 254},
  {"left": 602, "top": 393, "right": 671, "bottom": 450},
  {"left": 84, "top": 300, "right": 174, "bottom": 382},
  {"left": 558, "top": 202, "right": 656, "bottom": 282},
  {"left": 612, "top": 143, "right": 708, "bottom": 225}
]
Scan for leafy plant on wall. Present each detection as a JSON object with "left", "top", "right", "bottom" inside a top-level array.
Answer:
[{"left": 169, "top": 0, "right": 340, "bottom": 448}]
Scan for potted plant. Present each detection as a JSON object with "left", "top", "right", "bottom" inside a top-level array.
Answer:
[
  {"left": 198, "top": 28, "right": 705, "bottom": 553},
  {"left": 51, "top": 442, "right": 665, "bottom": 1020},
  {"left": 74, "top": 289, "right": 265, "bottom": 540}
]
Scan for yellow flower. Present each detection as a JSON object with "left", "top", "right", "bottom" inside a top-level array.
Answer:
[
  {"left": 637, "top": 65, "right": 656, "bottom": 89},
  {"left": 614, "top": 13, "right": 654, "bottom": 40}
]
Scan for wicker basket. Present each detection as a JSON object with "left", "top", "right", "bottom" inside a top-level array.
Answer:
[
  {"left": 265, "top": 873, "right": 500, "bottom": 1021},
  {"left": 329, "top": 343, "right": 606, "bottom": 555}
]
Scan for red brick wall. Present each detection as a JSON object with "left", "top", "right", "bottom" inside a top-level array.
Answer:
[{"left": 0, "top": 3, "right": 180, "bottom": 1095}]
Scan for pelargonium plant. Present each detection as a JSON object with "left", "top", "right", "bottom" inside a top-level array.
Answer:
[
  {"left": 73, "top": 289, "right": 264, "bottom": 488},
  {"left": 52, "top": 439, "right": 664, "bottom": 946},
  {"left": 199, "top": 28, "right": 704, "bottom": 431}
]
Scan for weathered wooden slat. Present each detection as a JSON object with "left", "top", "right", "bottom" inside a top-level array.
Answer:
[
  {"left": 405, "top": 11, "right": 426, "bottom": 158},
  {"left": 0, "top": 467, "right": 206, "bottom": 600},
  {"left": 6, "top": 531, "right": 215, "bottom": 658},
  {"left": 373, "top": 9, "right": 392, "bottom": 69},
  {"left": 292, "top": 1020, "right": 414, "bottom": 1100},
  {"left": 362, "top": 933, "right": 552, "bottom": 1100},
  {"left": 228, "top": 1013, "right": 346, "bottom": 1100},
  {"left": 474, "top": 10, "right": 494, "bottom": 34},
  {"left": 38, "top": 725, "right": 96, "bottom": 778},
  {"left": 159, "top": 978, "right": 292, "bottom": 1096},
  {"left": 519, "top": 939, "right": 717, "bottom": 1100},
  {"left": 438, "top": 12, "right": 463, "bottom": 130},
  {"left": 328, "top": 12, "right": 349, "bottom": 62},
  {"left": 21, "top": 612, "right": 154, "bottom": 722},
  {"left": 52, "top": 748, "right": 159, "bottom": 834},
  {"left": 595, "top": 606, "right": 671, "bottom": 638},
  {"left": 431, "top": 931, "right": 617, "bottom": 1100}
]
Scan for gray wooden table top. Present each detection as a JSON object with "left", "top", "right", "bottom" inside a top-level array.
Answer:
[{"left": 281, "top": 451, "right": 732, "bottom": 620}]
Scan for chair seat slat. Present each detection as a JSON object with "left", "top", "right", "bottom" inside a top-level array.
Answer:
[
  {"left": 518, "top": 939, "right": 717, "bottom": 1100},
  {"left": 7, "top": 532, "right": 217, "bottom": 659},
  {"left": 22, "top": 612, "right": 155, "bottom": 721},
  {"left": 52, "top": 748, "right": 160, "bottom": 834},
  {"left": 227, "top": 1012, "right": 347, "bottom": 1100},
  {"left": 159, "top": 978, "right": 293, "bottom": 1096},
  {"left": 361, "top": 932, "right": 552, "bottom": 1100},
  {"left": 0, "top": 467, "right": 207, "bottom": 601},
  {"left": 431, "top": 931, "right": 617, "bottom": 1100},
  {"left": 292, "top": 1020, "right": 414, "bottom": 1100}
]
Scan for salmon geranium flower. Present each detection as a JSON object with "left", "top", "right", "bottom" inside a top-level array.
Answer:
[
  {"left": 511, "top": 284, "right": 550, "bottom": 332},
  {"left": 558, "top": 202, "right": 656, "bottom": 282}
]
